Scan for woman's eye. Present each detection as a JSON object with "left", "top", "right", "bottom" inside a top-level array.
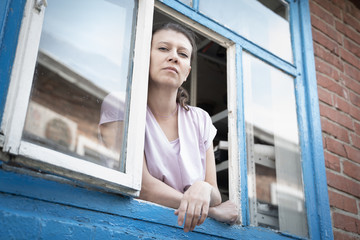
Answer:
[{"left": 179, "top": 52, "right": 189, "bottom": 58}]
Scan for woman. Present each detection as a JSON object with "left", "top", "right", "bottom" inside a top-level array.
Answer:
[{"left": 139, "top": 23, "right": 238, "bottom": 232}]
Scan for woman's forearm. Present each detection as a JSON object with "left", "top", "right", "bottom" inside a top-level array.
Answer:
[
  {"left": 209, "top": 184, "right": 222, "bottom": 207},
  {"left": 140, "top": 177, "right": 183, "bottom": 209},
  {"left": 207, "top": 200, "right": 239, "bottom": 225},
  {"left": 204, "top": 144, "right": 222, "bottom": 207},
  {"left": 139, "top": 157, "right": 183, "bottom": 209}
]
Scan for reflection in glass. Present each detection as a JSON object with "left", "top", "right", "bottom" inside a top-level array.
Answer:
[
  {"left": 23, "top": 0, "right": 137, "bottom": 171},
  {"left": 178, "top": 0, "right": 192, "bottom": 7},
  {"left": 199, "top": 0, "right": 293, "bottom": 62},
  {"left": 243, "top": 52, "right": 308, "bottom": 237}
]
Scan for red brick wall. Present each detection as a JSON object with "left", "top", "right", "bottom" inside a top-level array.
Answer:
[{"left": 310, "top": 0, "right": 360, "bottom": 239}]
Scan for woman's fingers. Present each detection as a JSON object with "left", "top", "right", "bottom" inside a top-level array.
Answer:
[
  {"left": 183, "top": 203, "right": 195, "bottom": 232},
  {"left": 176, "top": 181, "right": 214, "bottom": 232},
  {"left": 198, "top": 203, "right": 209, "bottom": 226},
  {"left": 190, "top": 204, "right": 202, "bottom": 231},
  {"left": 177, "top": 200, "right": 188, "bottom": 227},
  {"left": 179, "top": 202, "right": 209, "bottom": 232}
]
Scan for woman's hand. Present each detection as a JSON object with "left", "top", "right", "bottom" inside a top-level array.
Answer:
[
  {"left": 208, "top": 200, "right": 239, "bottom": 225},
  {"left": 174, "top": 181, "right": 213, "bottom": 232}
]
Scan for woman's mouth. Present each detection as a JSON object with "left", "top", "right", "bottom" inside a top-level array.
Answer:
[{"left": 164, "top": 67, "right": 178, "bottom": 73}]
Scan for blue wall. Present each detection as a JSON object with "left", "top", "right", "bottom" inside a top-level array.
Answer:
[{"left": 0, "top": 165, "right": 295, "bottom": 239}]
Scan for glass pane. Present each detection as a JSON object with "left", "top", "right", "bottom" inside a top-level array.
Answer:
[
  {"left": 199, "top": 0, "right": 293, "bottom": 62},
  {"left": 23, "top": 0, "right": 137, "bottom": 172},
  {"left": 243, "top": 52, "right": 308, "bottom": 237},
  {"left": 178, "top": 0, "right": 192, "bottom": 7}
]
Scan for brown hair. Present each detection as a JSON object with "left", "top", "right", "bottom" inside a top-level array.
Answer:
[{"left": 152, "top": 22, "right": 197, "bottom": 111}]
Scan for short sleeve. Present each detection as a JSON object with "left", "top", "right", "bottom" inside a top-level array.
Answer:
[
  {"left": 99, "top": 91, "right": 126, "bottom": 125},
  {"left": 193, "top": 107, "right": 217, "bottom": 150},
  {"left": 204, "top": 111, "right": 217, "bottom": 150}
]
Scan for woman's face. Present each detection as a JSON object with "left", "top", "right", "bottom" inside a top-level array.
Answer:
[{"left": 149, "top": 29, "right": 192, "bottom": 89}]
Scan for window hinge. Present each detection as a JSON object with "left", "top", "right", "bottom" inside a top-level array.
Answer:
[{"left": 35, "top": 0, "right": 47, "bottom": 12}]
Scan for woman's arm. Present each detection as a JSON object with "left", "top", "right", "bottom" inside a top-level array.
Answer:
[
  {"left": 99, "top": 121, "right": 124, "bottom": 151},
  {"left": 175, "top": 143, "right": 222, "bottom": 231},
  {"left": 208, "top": 200, "right": 239, "bottom": 225},
  {"left": 140, "top": 144, "right": 237, "bottom": 232},
  {"left": 140, "top": 155, "right": 216, "bottom": 232},
  {"left": 204, "top": 143, "right": 222, "bottom": 207},
  {"left": 139, "top": 157, "right": 183, "bottom": 209}
]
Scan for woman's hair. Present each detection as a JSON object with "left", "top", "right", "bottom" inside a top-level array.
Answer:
[{"left": 152, "top": 22, "right": 197, "bottom": 111}]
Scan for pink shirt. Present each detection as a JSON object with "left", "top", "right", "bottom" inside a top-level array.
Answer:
[{"left": 144, "top": 105, "right": 217, "bottom": 193}]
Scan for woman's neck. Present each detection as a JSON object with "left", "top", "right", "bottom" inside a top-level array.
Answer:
[{"left": 147, "top": 83, "right": 178, "bottom": 118}]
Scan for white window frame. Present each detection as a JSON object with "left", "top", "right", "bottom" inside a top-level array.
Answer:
[{"left": 0, "top": 0, "right": 154, "bottom": 196}]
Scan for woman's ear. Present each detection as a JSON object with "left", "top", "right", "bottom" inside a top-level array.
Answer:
[{"left": 184, "top": 66, "right": 192, "bottom": 81}]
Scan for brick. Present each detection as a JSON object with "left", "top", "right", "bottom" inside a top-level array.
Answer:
[
  {"left": 310, "top": 1, "right": 335, "bottom": 25},
  {"left": 333, "top": 230, "right": 360, "bottom": 240},
  {"left": 344, "top": 63, "right": 360, "bottom": 82},
  {"left": 346, "top": 1, "right": 360, "bottom": 21},
  {"left": 342, "top": 73, "right": 360, "bottom": 95},
  {"left": 350, "top": 92, "right": 360, "bottom": 108},
  {"left": 313, "top": 0, "right": 342, "bottom": 19},
  {"left": 349, "top": 105, "right": 360, "bottom": 122},
  {"left": 350, "top": 133, "right": 360, "bottom": 149},
  {"left": 328, "top": 189, "right": 358, "bottom": 213},
  {"left": 314, "top": 45, "right": 344, "bottom": 71},
  {"left": 334, "top": 95, "right": 350, "bottom": 114},
  {"left": 321, "top": 118, "right": 350, "bottom": 143},
  {"left": 315, "top": 58, "right": 340, "bottom": 81},
  {"left": 332, "top": 0, "right": 347, "bottom": 10},
  {"left": 318, "top": 86, "right": 333, "bottom": 105},
  {"left": 333, "top": 212, "right": 360, "bottom": 234},
  {"left": 327, "top": 170, "right": 360, "bottom": 198},
  {"left": 324, "top": 150, "right": 341, "bottom": 171},
  {"left": 324, "top": 136, "right": 347, "bottom": 157},
  {"left": 336, "top": 20, "right": 360, "bottom": 45},
  {"left": 311, "top": 15, "right": 342, "bottom": 44},
  {"left": 343, "top": 160, "right": 360, "bottom": 181},
  {"left": 340, "top": 47, "right": 360, "bottom": 70},
  {"left": 313, "top": 29, "right": 340, "bottom": 56},
  {"left": 320, "top": 103, "right": 354, "bottom": 130},
  {"left": 344, "top": 142, "right": 360, "bottom": 163},
  {"left": 344, "top": 12, "right": 360, "bottom": 33},
  {"left": 344, "top": 38, "right": 360, "bottom": 59},
  {"left": 317, "top": 73, "right": 346, "bottom": 97},
  {"left": 355, "top": 122, "right": 360, "bottom": 135}
]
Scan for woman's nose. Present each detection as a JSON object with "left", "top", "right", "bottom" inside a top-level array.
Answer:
[{"left": 167, "top": 50, "right": 178, "bottom": 63}]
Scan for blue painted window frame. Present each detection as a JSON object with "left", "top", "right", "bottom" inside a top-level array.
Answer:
[
  {"left": 158, "top": 0, "right": 333, "bottom": 239},
  {"left": 0, "top": 0, "right": 27, "bottom": 122},
  {"left": 0, "top": 0, "right": 333, "bottom": 239}
]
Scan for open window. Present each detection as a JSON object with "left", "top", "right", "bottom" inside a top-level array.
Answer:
[
  {"left": 153, "top": 4, "right": 239, "bottom": 208},
  {"left": 1, "top": 0, "right": 154, "bottom": 195}
]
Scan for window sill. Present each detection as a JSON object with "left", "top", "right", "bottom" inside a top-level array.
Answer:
[{"left": 0, "top": 159, "right": 302, "bottom": 239}]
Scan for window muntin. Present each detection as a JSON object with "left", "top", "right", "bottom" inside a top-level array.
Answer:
[
  {"left": 22, "top": 0, "right": 136, "bottom": 171},
  {"left": 243, "top": 51, "right": 308, "bottom": 237},
  {"left": 198, "top": 0, "right": 293, "bottom": 63}
]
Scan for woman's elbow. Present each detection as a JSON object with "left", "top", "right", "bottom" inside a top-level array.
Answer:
[{"left": 139, "top": 179, "right": 152, "bottom": 201}]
